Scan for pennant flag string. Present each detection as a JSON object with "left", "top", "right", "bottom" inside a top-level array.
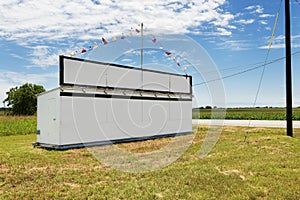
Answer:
[{"left": 68, "top": 24, "right": 188, "bottom": 75}]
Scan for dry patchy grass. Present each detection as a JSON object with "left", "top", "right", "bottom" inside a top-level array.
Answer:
[{"left": 0, "top": 126, "right": 299, "bottom": 199}]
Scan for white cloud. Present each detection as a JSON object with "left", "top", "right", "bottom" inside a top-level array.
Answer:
[
  {"left": 265, "top": 27, "right": 272, "bottom": 31},
  {"left": 245, "top": 5, "right": 264, "bottom": 14},
  {"left": 245, "top": 5, "right": 256, "bottom": 10},
  {"left": 0, "top": 78, "right": 15, "bottom": 104},
  {"left": 0, "top": 70, "right": 58, "bottom": 103},
  {"left": 259, "top": 20, "right": 268, "bottom": 25},
  {"left": 259, "top": 43, "right": 285, "bottom": 49},
  {"left": 215, "top": 39, "right": 251, "bottom": 51},
  {"left": 259, "top": 14, "right": 274, "bottom": 18},
  {"left": 0, "top": 0, "right": 235, "bottom": 45},
  {"left": 29, "top": 46, "right": 62, "bottom": 68},
  {"left": 292, "top": 35, "right": 300, "bottom": 40},
  {"left": 254, "top": 5, "right": 264, "bottom": 14},
  {"left": 0, "top": 0, "right": 240, "bottom": 69},
  {"left": 0, "top": 71, "right": 57, "bottom": 85},
  {"left": 236, "top": 19, "right": 255, "bottom": 25},
  {"left": 121, "top": 58, "right": 133, "bottom": 63},
  {"left": 260, "top": 43, "right": 300, "bottom": 49},
  {"left": 216, "top": 27, "right": 232, "bottom": 36},
  {"left": 9, "top": 53, "right": 24, "bottom": 60},
  {"left": 227, "top": 25, "right": 237, "bottom": 29},
  {"left": 259, "top": 34, "right": 300, "bottom": 49},
  {"left": 234, "top": 13, "right": 243, "bottom": 18}
]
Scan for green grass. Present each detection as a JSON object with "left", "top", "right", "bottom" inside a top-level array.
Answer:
[
  {"left": 0, "top": 116, "right": 36, "bottom": 136},
  {"left": 1, "top": 126, "right": 299, "bottom": 199},
  {"left": 193, "top": 107, "right": 300, "bottom": 120}
]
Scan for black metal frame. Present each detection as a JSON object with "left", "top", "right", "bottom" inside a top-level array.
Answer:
[{"left": 33, "top": 131, "right": 193, "bottom": 150}]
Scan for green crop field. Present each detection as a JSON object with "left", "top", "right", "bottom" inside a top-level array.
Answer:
[
  {"left": 0, "top": 115, "right": 299, "bottom": 199},
  {"left": 193, "top": 107, "right": 300, "bottom": 120},
  {"left": 0, "top": 116, "right": 36, "bottom": 136}
]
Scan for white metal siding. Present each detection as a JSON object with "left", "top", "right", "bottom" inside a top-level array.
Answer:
[
  {"left": 58, "top": 95, "right": 191, "bottom": 145},
  {"left": 37, "top": 89, "right": 60, "bottom": 145}
]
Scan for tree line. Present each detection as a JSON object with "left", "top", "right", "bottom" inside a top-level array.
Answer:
[{"left": 3, "top": 83, "right": 45, "bottom": 115}]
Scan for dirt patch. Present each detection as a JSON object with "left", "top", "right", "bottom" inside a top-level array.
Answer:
[
  {"left": 64, "top": 182, "right": 81, "bottom": 188},
  {"left": 215, "top": 167, "right": 246, "bottom": 180}
]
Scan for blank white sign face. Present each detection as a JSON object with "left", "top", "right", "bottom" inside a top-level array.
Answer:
[
  {"left": 60, "top": 56, "right": 191, "bottom": 94},
  {"left": 63, "top": 58, "right": 107, "bottom": 87}
]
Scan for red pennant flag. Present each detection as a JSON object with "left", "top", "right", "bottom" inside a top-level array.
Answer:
[
  {"left": 81, "top": 48, "right": 87, "bottom": 54},
  {"left": 135, "top": 28, "right": 140, "bottom": 33},
  {"left": 102, "top": 37, "right": 108, "bottom": 45},
  {"left": 152, "top": 38, "right": 157, "bottom": 43},
  {"left": 165, "top": 51, "right": 171, "bottom": 56}
]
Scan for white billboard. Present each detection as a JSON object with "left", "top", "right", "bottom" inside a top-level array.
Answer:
[
  {"left": 60, "top": 55, "right": 192, "bottom": 94},
  {"left": 35, "top": 56, "right": 192, "bottom": 149}
]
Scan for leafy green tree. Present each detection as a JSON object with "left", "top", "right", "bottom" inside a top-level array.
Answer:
[{"left": 3, "top": 83, "right": 45, "bottom": 115}]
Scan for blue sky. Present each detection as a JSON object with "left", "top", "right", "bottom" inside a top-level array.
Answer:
[{"left": 0, "top": 0, "right": 299, "bottom": 107}]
